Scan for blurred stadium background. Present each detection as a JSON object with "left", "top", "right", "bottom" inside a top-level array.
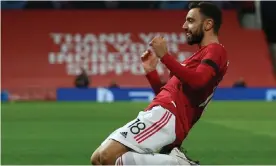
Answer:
[{"left": 1, "top": 0, "right": 276, "bottom": 165}]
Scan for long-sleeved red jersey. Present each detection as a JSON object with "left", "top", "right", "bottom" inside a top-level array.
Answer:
[{"left": 145, "top": 43, "right": 229, "bottom": 147}]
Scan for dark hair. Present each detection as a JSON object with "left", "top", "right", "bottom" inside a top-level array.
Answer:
[{"left": 188, "top": 1, "right": 222, "bottom": 34}]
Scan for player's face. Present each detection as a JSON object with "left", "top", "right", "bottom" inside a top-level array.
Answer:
[{"left": 183, "top": 8, "right": 204, "bottom": 45}]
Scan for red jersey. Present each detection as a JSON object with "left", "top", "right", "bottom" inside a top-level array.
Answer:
[{"left": 145, "top": 43, "right": 229, "bottom": 146}]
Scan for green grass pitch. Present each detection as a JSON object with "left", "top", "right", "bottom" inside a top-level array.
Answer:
[{"left": 2, "top": 101, "right": 276, "bottom": 165}]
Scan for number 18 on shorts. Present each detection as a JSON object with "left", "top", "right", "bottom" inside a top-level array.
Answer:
[{"left": 101, "top": 106, "right": 176, "bottom": 154}]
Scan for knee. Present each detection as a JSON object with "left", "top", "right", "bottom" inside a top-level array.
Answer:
[
  {"left": 91, "top": 140, "right": 129, "bottom": 165},
  {"left": 90, "top": 151, "right": 101, "bottom": 165},
  {"left": 98, "top": 148, "right": 116, "bottom": 165},
  {"left": 91, "top": 148, "right": 117, "bottom": 165}
]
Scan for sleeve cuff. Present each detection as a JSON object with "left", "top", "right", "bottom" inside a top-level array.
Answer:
[
  {"left": 160, "top": 53, "right": 172, "bottom": 63},
  {"left": 146, "top": 70, "right": 159, "bottom": 78}
]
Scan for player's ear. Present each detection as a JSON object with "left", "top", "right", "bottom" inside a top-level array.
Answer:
[{"left": 204, "top": 19, "right": 213, "bottom": 32}]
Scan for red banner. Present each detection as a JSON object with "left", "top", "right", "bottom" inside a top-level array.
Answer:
[{"left": 2, "top": 10, "right": 275, "bottom": 90}]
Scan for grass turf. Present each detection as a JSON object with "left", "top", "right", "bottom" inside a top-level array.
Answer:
[{"left": 1, "top": 101, "right": 276, "bottom": 165}]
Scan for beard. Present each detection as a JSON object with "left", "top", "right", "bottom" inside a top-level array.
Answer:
[{"left": 187, "top": 25, "right": 204, "bottom": 45}]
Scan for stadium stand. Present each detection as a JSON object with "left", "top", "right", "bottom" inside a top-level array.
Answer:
[{"left": 1, "top": 1, "right": 276, "bottom": 101}]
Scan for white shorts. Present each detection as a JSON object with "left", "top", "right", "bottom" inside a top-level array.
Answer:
[{"left": 101, "top": 105, "right": 176, "bottom": 154}]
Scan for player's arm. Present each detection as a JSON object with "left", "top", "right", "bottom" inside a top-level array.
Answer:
[
  {"left": 141, "top": 50, "right": 163, "bottom": 95},
  {"left": 145, "top": 70, "right": 163, "bottom": 95},
  {"left": 146, "top": 68, "right": 173, "bottom": 95},
  {"left": 160, "top": 47, "right": 222, "bottom": 89}
]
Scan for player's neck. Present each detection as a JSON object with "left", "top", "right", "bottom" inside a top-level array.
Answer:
[{"left": 199, "top": 35, "right": 219, "bottom": 48}]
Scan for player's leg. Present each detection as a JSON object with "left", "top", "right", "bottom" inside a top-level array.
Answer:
[
  {"left": 91, "top": 105, "right": 182, "bottom": 165},
  {"left": 115, "top": 149, "right": 199, "bottom": 165},
  {"left": 114, "top": 147, "right": 200, "bottom": 165},
  {"left": 90, "top": 147, "right": 101, "bottom": 165},
  {"left": 91, "top": 139, "right": 129, "bottom": 165},
  {"left": 115, "top": 151, "right": 180, "bottom": 165},
  {"left": 92, "top": 139, "right": 190, "bottom": 165}
]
